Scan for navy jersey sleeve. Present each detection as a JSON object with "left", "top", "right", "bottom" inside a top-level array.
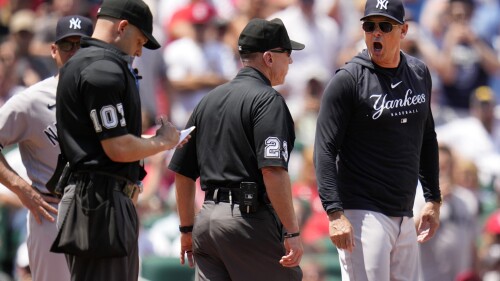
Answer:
[
  {"left": 81, "top": 60, "right": 129, "bottom": 140},
  {"left": 253, "top": 92, "right": 294, "bottom": 169},
  {"left": 419, "top": 67, "right": 441, "bottom": 202},
  {"left": 314, "top": 69, "right": 357, "bottom": 213}
]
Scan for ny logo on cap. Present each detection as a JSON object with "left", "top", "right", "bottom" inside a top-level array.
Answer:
[
  {"left": 376, "top": 0, "right": 389, "bottom": 10},
  {"left": 69, "top": 17, "right": 82, "bottom": 30}
]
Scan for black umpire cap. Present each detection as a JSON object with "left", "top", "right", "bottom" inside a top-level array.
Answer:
[
  {"left": 238, "top": 18, "right": 305, "bottom": 54},
  {"left": 55, "top": 15, "right": 94, "bottom": 43},
  {"left": 96, "top": 0, "right": 161, "bottom": 50}
]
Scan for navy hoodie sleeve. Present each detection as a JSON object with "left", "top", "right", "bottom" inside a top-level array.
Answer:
[
  {"left": 314, "top": 69, "right": 357, "bottom": 214},
  {"left": 419, "top": 67, "right": 441, "bottom": 202}
]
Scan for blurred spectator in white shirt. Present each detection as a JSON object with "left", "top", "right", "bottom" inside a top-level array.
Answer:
[
  {"left": 163, "top": 1, "right": 237, "bottom": 127},
  {"left": 436, "top": 86, "right": 500, "bottom": 186},
  {"left": 267, "top": 0, "right": 340, "bottom": 118}
]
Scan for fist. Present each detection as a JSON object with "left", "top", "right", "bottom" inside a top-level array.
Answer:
[{"left": 155, "top": 120, "right": 180, "bottom": 149}]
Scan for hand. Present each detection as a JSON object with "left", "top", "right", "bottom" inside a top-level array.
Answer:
[
  {"left": 280, "top": 236, "right": 303, "bottom": 267},
  {"left": 416, "top": 201, "right": 440, "bottom": 243},
  {"left": 461, "top": 26, "right": 479, "bottom": 45},
  {"left": 179, "top": 232, "right": 195, "bottom": 268},
  {"left": 444, "top": 22, "right": 471, "bottom": 46},
  {"left": 176, "top": 134, "right": 191, "bottom": 149},
  {"left": 155, "top": 117, "right": 180, "bottom": 149},
  {"left": 328, "top": 211, "right": 355, "bottom": 252},
  {"left": 17, "top": 185, "right": 58, "bottom": 224}
]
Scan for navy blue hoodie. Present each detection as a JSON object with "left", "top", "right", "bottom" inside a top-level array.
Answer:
[{"left": 314, "top": 50, "right": 440, "bottom": 217}]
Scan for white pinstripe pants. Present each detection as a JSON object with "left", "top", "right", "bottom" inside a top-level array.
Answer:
[{"left": 337, "top": 210, "right": 419, "bottom": 281}]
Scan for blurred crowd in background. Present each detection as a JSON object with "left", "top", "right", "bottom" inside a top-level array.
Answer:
[{"left": 1, "top": 0, "right": 500, "bottom": 280}]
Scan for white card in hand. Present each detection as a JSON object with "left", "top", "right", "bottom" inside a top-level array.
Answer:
[{"left": 177, "top": 126, "right": 195, "bottom": 147}]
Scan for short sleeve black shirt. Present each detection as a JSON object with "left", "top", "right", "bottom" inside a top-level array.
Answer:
[
  {"left": 56, "top": 38, "right": 143, "bottom": 181},
  {"left": 169, "top": 67, "right": 295, "bottom": 190}
]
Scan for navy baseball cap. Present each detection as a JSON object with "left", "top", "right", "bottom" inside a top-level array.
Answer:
[
  {"left": 97, "top": 0, "right": 161, "bottom": 50},
  {"left": 55, "top": 15, "right": 94, "bottom": 43},
  {"left": 238, "top": 18, "right": 305, "bottom": 54},
  {"left": 361, "top": 0, "right": 405, "bottom": 24}
]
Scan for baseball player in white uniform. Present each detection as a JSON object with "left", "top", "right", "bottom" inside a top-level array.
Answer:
[{"left": 0, "top": 15, "right": 93, "bottom": 281}]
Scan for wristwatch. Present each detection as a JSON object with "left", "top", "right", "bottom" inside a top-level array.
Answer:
[
  {"left": 283, "top": 232, "right": 300, "bottom": 239},
  {"left": 179, "top": 225, "right": 194, "bottom": 233}
]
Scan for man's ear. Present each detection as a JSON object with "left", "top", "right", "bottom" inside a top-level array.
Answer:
[
  {"left": 263, "top": 52, "right": 272, "bottom": 65},
  {"left": 50, "top": 43, "right": 57, "bottom": 59},
  {"left": 117, "top": 20, "right": 129, "bottom": 34},
  {"left": 400, "top": 23, "right": 409, "bottom": 39}
]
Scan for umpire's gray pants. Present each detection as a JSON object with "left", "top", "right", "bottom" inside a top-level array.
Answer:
[{"left": 193, "top": 201, "right": 302, "bottom": 281}]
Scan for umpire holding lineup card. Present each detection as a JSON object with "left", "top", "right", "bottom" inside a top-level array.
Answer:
[
  {"left": 169, "top": 18, "right": 304, "bottom": 281},
  {"left": 53, "top": 0, "right": 188, "bottom": 280}
]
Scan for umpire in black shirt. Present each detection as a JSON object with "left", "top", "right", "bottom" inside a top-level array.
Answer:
[
  {"left": 54, "top": 0, "right": 185, "bottom": 280},
  {"left": 169, "top": 18, "right": 304, "bottom": 280}
]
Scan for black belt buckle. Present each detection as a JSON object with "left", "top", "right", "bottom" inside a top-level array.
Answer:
[{"left": 239, "top": 182, "right": 258, "bottom": 213}]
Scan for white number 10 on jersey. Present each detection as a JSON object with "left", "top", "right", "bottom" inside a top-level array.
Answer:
[{"left": 90, "top": 103, "right": 126, "bottom": 132}]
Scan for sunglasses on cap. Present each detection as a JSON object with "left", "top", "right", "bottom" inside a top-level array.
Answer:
[
  {"left": 56, "top": 40, "right": 81, "bottom": 52},
  {"left": 269, "top": 48, "right": 292, "bottom": 56},
  {"left": 362, "top": 21, "right": 400, "bottom": 33}
]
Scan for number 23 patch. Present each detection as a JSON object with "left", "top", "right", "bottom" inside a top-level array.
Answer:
[{"left": 264, "top": 137, "right": 288, "bottom": 162}]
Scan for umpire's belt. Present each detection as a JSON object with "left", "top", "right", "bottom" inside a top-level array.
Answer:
[
  {"left": 70, "top": 171, "right": 139, "bottom": 199},
  {"left": 205, "top": 188, "right": 241, "bottom": 204}
]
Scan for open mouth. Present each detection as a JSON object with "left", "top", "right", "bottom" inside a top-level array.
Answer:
[{"left": 374, "top": 42, "right": 383, "bottom": 51}]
